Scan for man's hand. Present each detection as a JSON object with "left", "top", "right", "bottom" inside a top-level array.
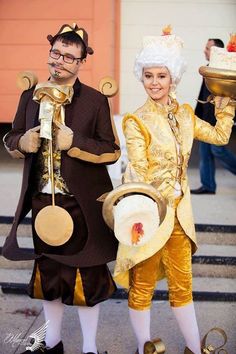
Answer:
[
  {"left": 54, "top": 121, "right": 73, "bottom": 151},
  {"left": 18, "top": 126, "right": 41, "bottom": 153}
]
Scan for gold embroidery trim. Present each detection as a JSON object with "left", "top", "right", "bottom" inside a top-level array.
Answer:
[
  {"left": 67, "top": 148, "right": 120, "bottom": 163},
  {"left": 123, "top": 114, "right": 151, "bottom": 146},
  {"left": 109, "top": 108, "right": 120, "bottom": 148},
  {"left": 73, "top": 269, "right": 87, "bottom": 305}
]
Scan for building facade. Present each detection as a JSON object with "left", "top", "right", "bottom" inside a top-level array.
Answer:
[{"left": 0, "top": 0, "right": 235, "bottom": 122}]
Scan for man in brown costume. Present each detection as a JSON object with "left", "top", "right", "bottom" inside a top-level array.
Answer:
[{"left": 3, "top": 23, "right": 120, "bottom": 354}]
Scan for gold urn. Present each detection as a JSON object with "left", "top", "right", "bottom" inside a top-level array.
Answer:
[{"left": 199, "top": 66, "right": 236, "bottom": 101}]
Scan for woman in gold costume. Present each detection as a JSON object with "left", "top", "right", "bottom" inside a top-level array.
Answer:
[{"left": 113, "top": 30, "right": 235, "bottom": 354}]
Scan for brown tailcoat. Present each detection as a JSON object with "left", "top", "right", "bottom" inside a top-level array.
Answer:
[{"left": 3, "top": 79, "right": 120, "bottom": 267}]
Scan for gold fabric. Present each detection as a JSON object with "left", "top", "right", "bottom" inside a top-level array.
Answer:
[
  {"left": 59, "top": 24, "right": 84, "bottom": 40},
  {"left": 114, "top": 97, "right": 235, "bottom": 288},
  {"left": 35, "top": 129, "right": 70, "bottom": 193},
  {"left": 128, "top": 211, "right": 192, "bottom": 310},
  {"left": 33, "top": 82, "right": 74, "bottom": 140},
  {"left": 73, "top": 269, "right": 87, "bottom": 306},
  {"left": 33, "top": 264, "right": 44, "bottom": 299}
]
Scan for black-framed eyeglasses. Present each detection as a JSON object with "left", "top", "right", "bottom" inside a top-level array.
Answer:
[{"left": 49, "top": 49, "right": 82, "bottom": 64}]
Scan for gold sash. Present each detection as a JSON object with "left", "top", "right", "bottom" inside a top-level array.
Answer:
[{"left": 33, "top": 82, "right": 74, "bottom": 139}]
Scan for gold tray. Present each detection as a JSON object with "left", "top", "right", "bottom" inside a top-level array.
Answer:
[{"left": 199, "top": 66, "right": 236, "bottom": 101}]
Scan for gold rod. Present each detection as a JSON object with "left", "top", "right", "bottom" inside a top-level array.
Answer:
[{"left": 49, "top": 139, "right": 55, "bottom": 206}]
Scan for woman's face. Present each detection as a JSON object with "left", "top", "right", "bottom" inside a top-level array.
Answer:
[{"left": 142, "top": 66, "right": 172, "bottom": 104}]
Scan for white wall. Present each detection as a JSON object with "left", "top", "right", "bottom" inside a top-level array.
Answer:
[{"left": 119, "top": 0, "right": 236, "bottom": 114}]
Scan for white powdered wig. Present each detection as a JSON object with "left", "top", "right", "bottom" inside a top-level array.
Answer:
[{"left": 134, "top": 34, "right": 187, "bottom": 85}]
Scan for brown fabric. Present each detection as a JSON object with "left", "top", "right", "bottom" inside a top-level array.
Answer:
[
  {"left": 27, "top": 193, "right": 116, "bottom": 306},
  {"left": 3, "top": 79, "right": 120, "bottom": 267},
  {"left": 28, "top": 258, "right": 116, "bottom": 306}
]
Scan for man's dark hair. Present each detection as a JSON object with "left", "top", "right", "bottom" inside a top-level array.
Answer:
[
  {"left": 51, "top": 31, "right": 87, "bottom": 59},
  {"left": 209, "top": 38, "right": 224, "bottom": 48}
]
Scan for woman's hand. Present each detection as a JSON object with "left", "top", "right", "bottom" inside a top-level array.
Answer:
[{"left": 214, "top": 96, "right": 231, "bottom": 109}]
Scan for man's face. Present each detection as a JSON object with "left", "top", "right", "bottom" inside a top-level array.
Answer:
[
  {"left": 48, "top": 39, "right": 83, "bottom": 84},
  {"left": 204, "top": 40, "right": 215, "bottom": 61}
]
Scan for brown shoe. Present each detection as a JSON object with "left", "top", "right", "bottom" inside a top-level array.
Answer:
[
  {"left": 20, "top": 341, "right": 64, "bottom": 353},
  {"left": 184, "top": 348, "right": 195, "bottom": 354}
]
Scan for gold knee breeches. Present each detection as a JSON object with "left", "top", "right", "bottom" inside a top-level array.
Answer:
[{"left": 128, "top": 213, "right": 193, "bottom": 310}]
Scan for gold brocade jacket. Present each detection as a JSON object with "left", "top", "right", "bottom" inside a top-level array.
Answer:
[{"left": 114, "top": 97, "right": 235, "bottom": 288}]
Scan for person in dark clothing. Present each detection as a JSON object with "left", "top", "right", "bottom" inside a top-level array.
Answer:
[
  {"left": 191, "top": 38, "right": 236, "bottom": 195},
  {"left": 3, "top": 23, "right": 120, "bottom": 354}
]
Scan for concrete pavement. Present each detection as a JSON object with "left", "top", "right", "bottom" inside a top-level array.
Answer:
[{"left": 0, "top": 294, "right": 235, "bottom": 354}]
